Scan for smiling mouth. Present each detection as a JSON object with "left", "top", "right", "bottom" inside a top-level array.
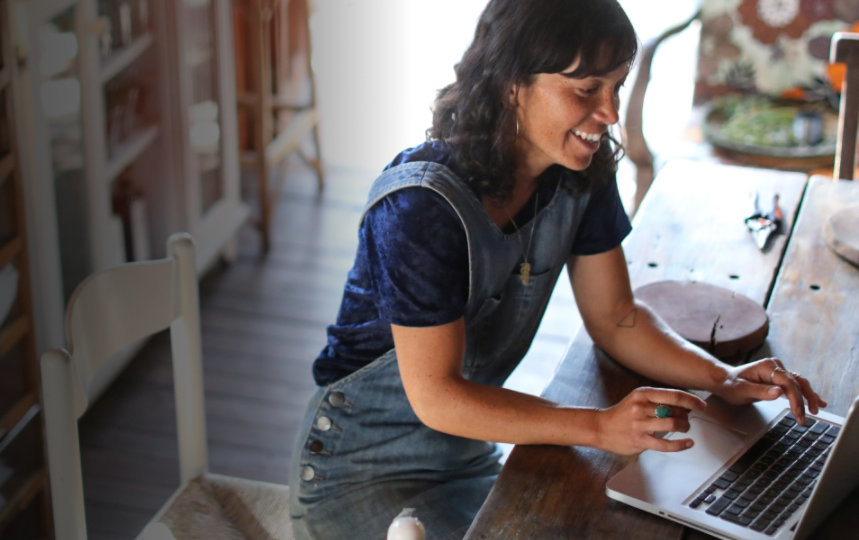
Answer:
[{"left": 571, "top": 128, "right": 602, "bottom": 143}]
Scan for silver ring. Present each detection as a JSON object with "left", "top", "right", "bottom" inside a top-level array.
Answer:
[{"left": 770, "top": 366, "right": 787, "bottom": 384}]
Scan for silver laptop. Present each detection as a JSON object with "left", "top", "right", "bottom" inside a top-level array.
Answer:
[{"left": 606, "top": 394, "right": 859, "bottom": 540}]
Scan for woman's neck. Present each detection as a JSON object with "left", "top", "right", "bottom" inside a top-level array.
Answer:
[{"left": 483, "top": 178, "right": 540, "bottom": 229}]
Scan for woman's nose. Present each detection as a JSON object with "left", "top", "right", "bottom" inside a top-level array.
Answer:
[{"left": 594, "top": 89, "right": 620, "bottom": 125}]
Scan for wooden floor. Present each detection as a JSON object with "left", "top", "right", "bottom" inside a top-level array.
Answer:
[{"left": 76, "top": 158, "right": 583, "bottom": 539}]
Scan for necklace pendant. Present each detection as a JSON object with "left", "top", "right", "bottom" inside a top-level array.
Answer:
[{"left": 519, "top": 261, "right": 531, "bottom": 286}]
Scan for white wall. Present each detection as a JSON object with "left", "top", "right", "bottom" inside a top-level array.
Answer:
[
  {"left": 311, "top": 0, "right": 486, "bottom": 171},
  {"left": 309, "top": 0, "right": 701, "bottom": 208}
]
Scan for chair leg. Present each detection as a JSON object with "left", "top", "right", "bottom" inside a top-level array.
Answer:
[
  {"left": 301, "top": 0, "right": 324, "bottom": 192},
  {"left": 254, "top": 0, "right": 274, "bottom": 252},
  {"left": 309, "top": 119, "right": 324, "bottom": 192}
]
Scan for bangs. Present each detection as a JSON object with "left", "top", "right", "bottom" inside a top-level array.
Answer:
[
  {"left": 526, "top": 2, "right": 638, "bottom": 79},
  {"left": 567, "top": 27, "right": 638, "bottom": 78}
]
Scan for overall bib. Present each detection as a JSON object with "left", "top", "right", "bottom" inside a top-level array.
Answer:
[{"left": 289, "top": 162, "right": 591, "bottom": 539}]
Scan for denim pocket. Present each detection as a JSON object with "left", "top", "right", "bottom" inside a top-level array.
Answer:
[{"left": 463, "top": 266, "right": 561, "bottom": 381}]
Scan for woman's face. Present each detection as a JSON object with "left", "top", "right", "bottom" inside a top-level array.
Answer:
[{"left": 513, "top": 58, "right": 629, "bottom": 180}]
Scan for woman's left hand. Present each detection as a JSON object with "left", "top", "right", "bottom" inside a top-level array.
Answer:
[{"left": 712, "top": 357, "right": 827, "bottom": 425}]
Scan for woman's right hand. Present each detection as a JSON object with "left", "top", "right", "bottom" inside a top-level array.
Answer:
[{"left": 594, "top": 387, "right": 708, "bottom": 455}]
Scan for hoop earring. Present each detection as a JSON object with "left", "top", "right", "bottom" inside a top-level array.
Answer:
[{"left": 515, "top": 119, "right": 520, "bottom": 140}]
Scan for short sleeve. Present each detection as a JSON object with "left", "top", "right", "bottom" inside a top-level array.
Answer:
[
  {"left": 571, "top": 176, "right": 632, "bottom": 255},
  {"left": 363, "top": 187, "right": 469, "bottom": 326}
]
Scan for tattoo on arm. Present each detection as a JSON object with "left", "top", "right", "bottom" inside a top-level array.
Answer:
[{"left": 617, "top": 308, "right": 637, "bottom": 328}]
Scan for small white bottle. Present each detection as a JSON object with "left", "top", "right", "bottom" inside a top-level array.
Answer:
[{"left": 386, "top": 508, "right": 426, "bottom": 540}]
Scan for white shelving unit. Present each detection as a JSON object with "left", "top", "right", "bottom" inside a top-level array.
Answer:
[
  {"left": 99, "top": 30, "right": 153, "bottom": 83},
  {"left": 13, "top": 0, "right": 247, "bottom": 376},
  {"left": 162, "top": 0, "right": 248, "bottom": 272},
  {"left": 103, "top": 123, "right": 158, "bottom": 182},
  {"left": 0, "top": 1, "right": 49, "bottom": 535}
]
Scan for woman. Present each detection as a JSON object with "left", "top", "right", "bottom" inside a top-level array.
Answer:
[{"left": 289, "top": 1, "right": 826, "bottom": 538}]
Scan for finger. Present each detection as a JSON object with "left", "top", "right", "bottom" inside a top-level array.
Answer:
[
  {"left": 761, "top": 357, "right": 784, "bottom": 370},
  {"left": 650, "top": 416, "right": 692, "bottom": 433},
  {"left": 647, "top": 435, "right": 694, "bottom": 452},
  {"left": 762, "top": 358, "right": 786, "bottom": 384},
  {"left": 793, "top": 375, "right": 827, "bottom": 414},
  {"left": 774, "top": 370, "right": 807, "bottom": 424},
  {"left": 652, "top": 405, "right": 692, "bottom": 420},
  {"left": 729, "top": 378, "right": 783, "bottom": 403},
  {"left": 642, "top": 388, "right": 707, "bottom": 412}
]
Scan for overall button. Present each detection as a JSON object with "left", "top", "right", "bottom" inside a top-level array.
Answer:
[
  {"left": 300, "top": 465, "right": 316, "bottom": 482},
  {"left": 309, "top": 440, "right": 325, "bottom": 454},
  {"left": 315, "top": 416, "right": 333, "bottom": 431},
  {"left": 328, "top": 391, "right": 347, "bottom": 407}
]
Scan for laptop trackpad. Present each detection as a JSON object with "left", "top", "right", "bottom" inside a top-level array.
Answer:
[
  {"left": 664, "top": 412, "right": 748, "bottom": 467},
  {"left": 607, "top": 414, "right": 748, "bottom": 505}
]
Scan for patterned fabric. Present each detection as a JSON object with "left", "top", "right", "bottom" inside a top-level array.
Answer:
[{"left": 695, "top": 0, "right": 857, "bottom": 103}]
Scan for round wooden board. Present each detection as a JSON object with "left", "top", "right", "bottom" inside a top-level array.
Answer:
[
  {"left": 634, "top": 280, "right": 769, "bottom": 360},
  {"left": 823, "top": 204, "right": 859, "bottom": 267}
]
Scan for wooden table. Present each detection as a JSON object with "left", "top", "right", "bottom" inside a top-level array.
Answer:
[{"left": 464, "top": 161, "right": 859, "bottom": 539}]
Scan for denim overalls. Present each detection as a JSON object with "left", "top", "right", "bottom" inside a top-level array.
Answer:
[{"left": 289, "top": 162, "right": 591, "bottom": 539}]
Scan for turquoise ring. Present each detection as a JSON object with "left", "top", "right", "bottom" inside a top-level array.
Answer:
[{"left": 655, "top": 405, "right": 672, "bottom": 419}]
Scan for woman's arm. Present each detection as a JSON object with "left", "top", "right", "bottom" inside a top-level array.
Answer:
[
  {"left": 392, "top": 319, "right": 703, "bottom": 454},
  {"left": 569, "top": 246, "right": 728, "bottom": 390},
  {"left": 568, "top": 246, "right": 826, "bottom": 423}
]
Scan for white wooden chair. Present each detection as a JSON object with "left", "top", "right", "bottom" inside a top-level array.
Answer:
[{"left": 40, "top": 233, "right": 293, "bottom": 540}]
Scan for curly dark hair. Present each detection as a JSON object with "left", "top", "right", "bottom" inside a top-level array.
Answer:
[{"left": 429, "top": 0, "right": 638, "bottom": 199}]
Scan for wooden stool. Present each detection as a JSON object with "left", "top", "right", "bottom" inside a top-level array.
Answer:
[{"left": 233, "top": 0, "right": 324, "bottom": 252}]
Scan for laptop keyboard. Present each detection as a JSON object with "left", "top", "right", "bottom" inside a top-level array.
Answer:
[{"left": 688, "top": 412, "right": 839, "bottom": 535}]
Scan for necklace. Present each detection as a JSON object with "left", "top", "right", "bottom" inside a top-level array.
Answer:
[{"left": 503, "top": 194, "right": 539, "bottom": 286}]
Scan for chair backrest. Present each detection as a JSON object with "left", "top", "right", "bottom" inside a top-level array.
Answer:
[
  {"left": 694, "top": 1, "right": 856, "bottom": 105},
  {"left": 831, "top": 32, "right": 859, "bottom": 180},
  {"left": 623, "top": 2, "right": 857, "bottom": 210},
  {"left": 40, "top": 233, "right": 208, "bottom": 540}
]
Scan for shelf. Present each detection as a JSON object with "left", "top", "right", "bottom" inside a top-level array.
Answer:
[
  {"left": 0, "top": 153, "right": 13, "bottom": 185},
  {"left": 186, "top": 46, "right": 212, "bottom": 70},
  {"left": 0, "top": 235, "right": 22, "bottom": 270},
  {"left": 99, "top": 32, "right": 155, "bottom": 84},
  {"left": 0, "top": 397, "right": 37, "bottom": 453},
  {"left": 197, "top": 153, "right": 220, "bottom": 173},
  {"left": 104, "top": 125, "right": 159, "bottom": 183},
  {"left": 0, "top": 469, "right": 46, "bottom": 531},
  {"left": 195, "top": 200, "right": 251, "bottom": 273},
  {"left": 0, "top": 314, "right": 28, "bottom": 356}
]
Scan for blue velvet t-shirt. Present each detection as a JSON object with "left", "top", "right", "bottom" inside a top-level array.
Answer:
[{"left": 312, "top": 141, "right": 631, "bottom": 385}]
